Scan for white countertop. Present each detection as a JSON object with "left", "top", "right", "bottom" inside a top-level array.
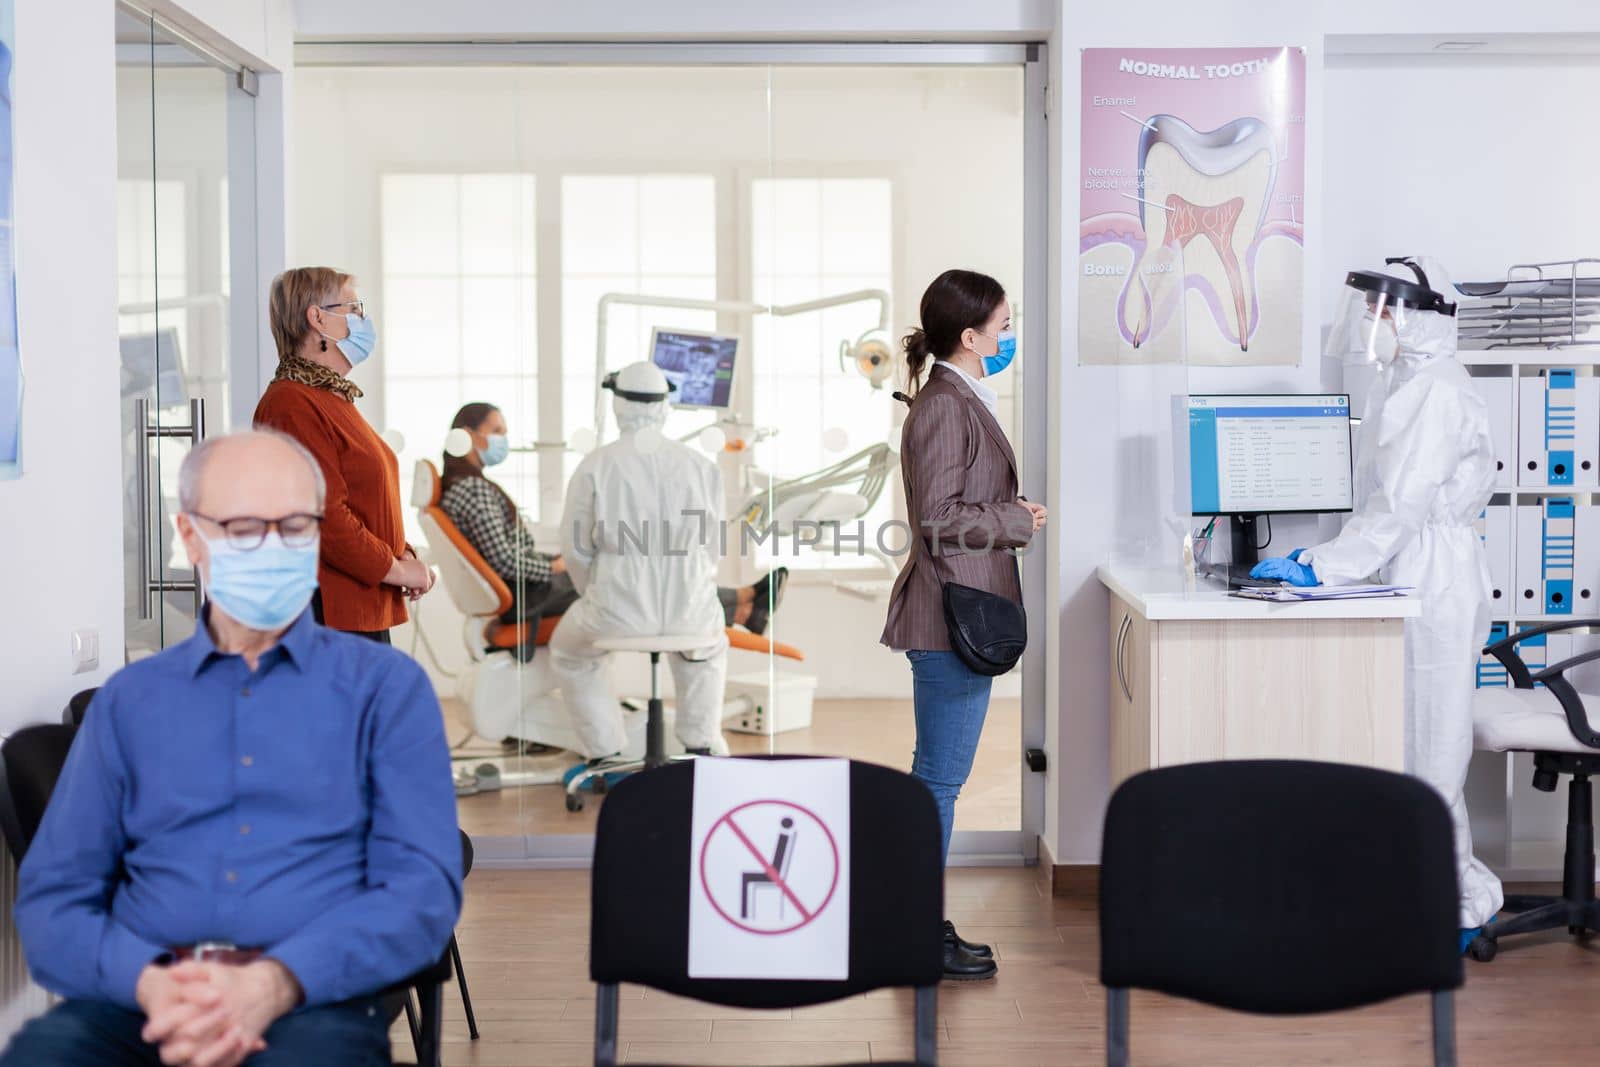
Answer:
[{"left": 1098, "top": 564, "right": 1422, "bottom": 622}]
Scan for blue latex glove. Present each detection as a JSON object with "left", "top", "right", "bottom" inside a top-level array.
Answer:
[
  {"left": 1459, "top": 926, "right": 1484, "bottom": 955},
  {"left": 1250, "top": 549, "right": 1319, "bottom": 587}
]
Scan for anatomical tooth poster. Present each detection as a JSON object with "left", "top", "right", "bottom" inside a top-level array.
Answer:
[{"left": 1079, "top": 47, "right": 1305, "bottom": 366}]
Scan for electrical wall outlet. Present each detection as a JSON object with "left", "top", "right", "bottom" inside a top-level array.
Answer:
[{"left": 71, "top": 628, "right": 100, "bottom": 675}]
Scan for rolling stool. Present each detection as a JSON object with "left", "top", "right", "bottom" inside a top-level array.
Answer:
[{"left": 565, "top": 634, "right": 715, "bottom": 812}]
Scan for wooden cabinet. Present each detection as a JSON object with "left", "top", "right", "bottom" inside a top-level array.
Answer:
[{"left": 1107, "top": 590, "right": 1407, "bottom": 789}]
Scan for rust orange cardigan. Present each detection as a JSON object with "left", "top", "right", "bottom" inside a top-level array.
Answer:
[{"left": 254, "top": 380, "right": 408, "bottom": 632}]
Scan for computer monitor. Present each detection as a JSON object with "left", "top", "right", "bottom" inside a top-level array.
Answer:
[
  {"left": 650, "top": 327, "right": 737, "bottom": 410},
  {"left": 1188, "top": 394, "right": 1354, "bottom": 565}
]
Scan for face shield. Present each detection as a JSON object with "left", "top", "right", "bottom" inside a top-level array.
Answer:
[{"left": 1325, "top": 259, "right": 1457, "bottom": 366}]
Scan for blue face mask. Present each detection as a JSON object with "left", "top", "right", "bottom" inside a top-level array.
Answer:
[
  {"left": 202, "top": 533, "right": 319, "bottom": 632},
  {"left": 333, "top": 313, "right": 377, "bottom": 368},
  {"left": 479, "top": 433, "right": 509, "bottom": 467},
  {"left": 982, "top": 329, "right": 1017, "bottom": 377}
]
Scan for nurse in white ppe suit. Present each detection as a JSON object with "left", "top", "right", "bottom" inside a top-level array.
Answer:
[
  {"left": 1252, "top": 257, "right": 1502, "bottom": 948},
  {"left": 550, "top": 361, "right": 729, "bottom": 761}
]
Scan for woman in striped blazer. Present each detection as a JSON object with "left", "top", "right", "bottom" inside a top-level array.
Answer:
[{"left": 881, "top": 270, "right": 1047, "bottom": 981}]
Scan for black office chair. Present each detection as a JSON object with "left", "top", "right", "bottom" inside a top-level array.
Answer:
[
  {"left": 40, "top": 692, "right": 462, "bottom": 1067},
  {"left": 0, "top": 724, "right": 79, "bottom": 866},
  {"left": 400, "top": 831, "right": 479, "bottom": 1053},
  {"left": 61, "top": 688, "right": 96, "bottom": 728},
  {"left": 1100, "top": 761, "right": 1463, "bottom": 1067},
  {"left": 590, "top": 757, "right": 943, "bottom": 1067},
  {"left": 1474, "top": 623, "right": 1600, "bottom": 958}
]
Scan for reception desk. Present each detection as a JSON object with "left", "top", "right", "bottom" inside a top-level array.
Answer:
[{"left": 1098, "top": 565, "right": 1421, "bottom": 788}]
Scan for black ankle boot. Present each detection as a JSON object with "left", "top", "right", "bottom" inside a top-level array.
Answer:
[
  {"left": 944, "top": 920, "right": 993, "bottom": 959},
  {"left": 942, "top": 939, "right": 997, "bottom": 981}
]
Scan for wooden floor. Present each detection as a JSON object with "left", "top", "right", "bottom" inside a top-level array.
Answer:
[
  {"left": 404, "top": 866, "right": 1600, "bottom": 1066},
  {"left": 451, "top": 699, "right": 1021, "bottom": 839}
]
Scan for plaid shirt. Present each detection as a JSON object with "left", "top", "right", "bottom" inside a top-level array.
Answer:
[{"left": 438, "top": 476, "right": 555, "bottom": 585}]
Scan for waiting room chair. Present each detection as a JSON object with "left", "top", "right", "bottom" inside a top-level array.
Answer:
[
  {"left": 1100, "top": 760, "right": 1462, "bottom": 1067},
  {"left": 0, "top": 724, "right": 79, "bottom": 867},
  {"left": 61, "top": 688, "right": 96, "bottom": 728},
  {"left": 1474, "top": 622, "right": 1600, "bottom": 958},
  {"left": 40, "top": 692, "right": 462, "bottom": 1067},
  {"left": 589, "top": 757, "right": 943, "bottom": 1066}
]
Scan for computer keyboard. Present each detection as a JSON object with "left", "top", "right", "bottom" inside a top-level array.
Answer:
[{"left": 1203, "top": 564, "right": 1281, "bottom": 590}]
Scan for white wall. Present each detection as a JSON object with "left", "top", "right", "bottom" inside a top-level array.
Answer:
[
  {"left": 0, "top": 1, "right": 124, "bottom": 734},
  {"left": 1323, "top": 54, "right": 1600, "bottom": 305}
]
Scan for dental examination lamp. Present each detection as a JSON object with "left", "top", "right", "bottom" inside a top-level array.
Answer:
[
  {"left": 840, "top": 331, "right": 896, "bottom": 390},
  {"left": 590, "top": 288, "right": 892, "bottom": 440}
]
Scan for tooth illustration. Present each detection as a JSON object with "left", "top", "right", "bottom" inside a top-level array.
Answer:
[{"left": 1122, "top": 114, "right": 1276, "bottom": 352}]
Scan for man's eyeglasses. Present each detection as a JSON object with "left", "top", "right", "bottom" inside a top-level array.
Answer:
[
  {"left": 319, "top": 300, "right": 365, "bottom": 318},
  {"left": 189, "top": 513, "right": 324, "bottom": 551}
]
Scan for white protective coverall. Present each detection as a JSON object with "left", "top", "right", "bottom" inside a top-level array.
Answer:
[
  {"left": 550, "top": 381, "right": 728, "bottom": 758},
  {"left": 1299, "top": 258, "right": 1502, "bottom": 928}
]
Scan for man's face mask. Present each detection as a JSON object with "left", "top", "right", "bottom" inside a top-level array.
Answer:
[{"left": 201, "top": 531, "right": 320, "bottom": 632}]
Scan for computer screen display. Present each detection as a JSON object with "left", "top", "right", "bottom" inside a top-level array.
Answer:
[
  {"left": 1188, "top": 394, "right": 1354, "bottom": 516},
  {"left": 650, "top": 328, "right": 738, "bottom": 410}
]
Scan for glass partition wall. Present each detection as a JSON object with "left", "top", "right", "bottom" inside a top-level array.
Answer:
[
  {"left": 293, "top": 53, "right": 1041, "bottom": 864},
  {"left": 117, "top": 5, "right": 258, "bottom": 658}
]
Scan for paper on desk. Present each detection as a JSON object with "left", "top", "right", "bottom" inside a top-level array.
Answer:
[{"left": 1230, "top": 584, "right": 1412, "bottom": 603}]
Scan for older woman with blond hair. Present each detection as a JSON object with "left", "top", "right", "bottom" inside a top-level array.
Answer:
[{"left": 253, "top": 267, "right": 433, "bottom": 642}]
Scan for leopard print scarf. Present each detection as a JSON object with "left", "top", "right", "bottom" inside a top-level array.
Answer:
[{"left": 272, "top": 353, "right": 363, "bottom": 402}]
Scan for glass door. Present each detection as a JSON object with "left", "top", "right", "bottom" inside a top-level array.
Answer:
[
  {"left": 292, "top": 47, "right": 1045, "bottom": 863},
  {"left": 117, "top": 6, "right": 257, "bottom": 657}
]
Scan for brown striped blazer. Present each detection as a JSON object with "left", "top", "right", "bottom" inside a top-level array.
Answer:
[{"left": 880, "top": 362, "right": 1036, "bottom": 652}]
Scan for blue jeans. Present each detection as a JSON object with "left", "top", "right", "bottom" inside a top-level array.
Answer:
[
  {"left": 908, "top": 649, "right": 994, "bottom": 865},
  {"left": 0, "top": 997, "right": 390, "bottom": 1067}
]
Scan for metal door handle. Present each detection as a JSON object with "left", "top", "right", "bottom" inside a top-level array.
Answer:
[
  {"left": 1115, "top": 613, "right": 1132, "bottom": 702},
  {"left": 136, "top": 398, "right": 207, "bottom": 621},
  {"left": 135, "top": 398, "right": 153, "bottom": 620}
]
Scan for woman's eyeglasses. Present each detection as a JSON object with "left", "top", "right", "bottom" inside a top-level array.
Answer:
[{"left": 319, "top": 300, "right": 365, "bottom": 318}]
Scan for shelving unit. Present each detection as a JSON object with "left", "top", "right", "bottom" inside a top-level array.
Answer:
[{"left": 1463, "top": 289, "right": 1600, "bottom": 880}]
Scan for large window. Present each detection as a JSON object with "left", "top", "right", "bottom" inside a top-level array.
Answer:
[
  {"left": 560, "top": 174, "right": 717, "bottom": 443},
  {"left": 752, "top": 176, "right": 896, "bottom": 563},
  {"left": 380, "top": 173, "right": 539, "bottom": 524}
]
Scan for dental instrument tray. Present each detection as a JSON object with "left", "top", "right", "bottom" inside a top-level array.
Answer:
[{"left": 1456, "top": 258, "right": 1600, "bottom": 351}]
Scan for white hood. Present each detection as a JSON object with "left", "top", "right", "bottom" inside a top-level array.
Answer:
[{"left": 1395, "top": 255, "right": 1459, "bottom": 364}]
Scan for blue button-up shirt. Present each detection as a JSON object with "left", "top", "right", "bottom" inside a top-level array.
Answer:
[{"left": 15, "top": 610, "right": 462, "bottom": 1010}]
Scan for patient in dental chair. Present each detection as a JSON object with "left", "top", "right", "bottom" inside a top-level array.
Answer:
[{"left": 438, "top": 401, "right": 786, "bottom": 687}]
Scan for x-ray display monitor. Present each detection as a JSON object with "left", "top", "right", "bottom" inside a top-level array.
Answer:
[
  {"left": 1189, "top": 394, "right": 1354, "bottom": 515},
  {"left": 650, "top": 328, "right": 737, "bottom": 410}
]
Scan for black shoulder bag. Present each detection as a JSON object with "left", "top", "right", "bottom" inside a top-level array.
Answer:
[{"left": 913, "top": 522, "right": 1027, "bottom": 677}]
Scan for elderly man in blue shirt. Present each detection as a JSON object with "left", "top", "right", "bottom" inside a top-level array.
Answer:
[{"left": 0, "top": 429, "right": 462, "bottom": 1067}]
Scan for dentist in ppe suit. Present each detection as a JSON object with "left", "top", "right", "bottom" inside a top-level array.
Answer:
[
  {"left": 1252, "top": 257, "right": 1502, "bottom": 950},
  {"left": 550, "top": 361, "right": 729, "bottom": 762}
]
